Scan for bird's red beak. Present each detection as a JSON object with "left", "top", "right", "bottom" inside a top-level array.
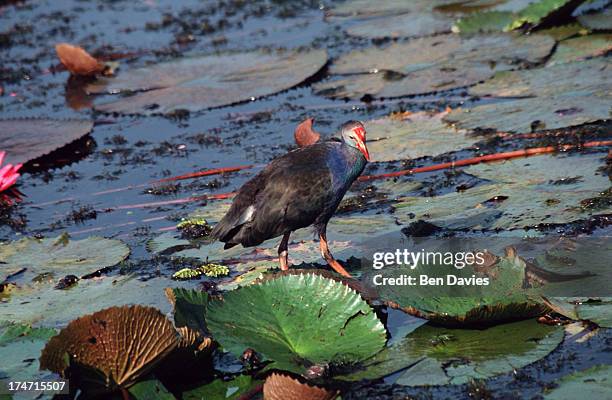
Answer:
[{"left": 357, "top": 140, "right": 370, "bottom": 161}]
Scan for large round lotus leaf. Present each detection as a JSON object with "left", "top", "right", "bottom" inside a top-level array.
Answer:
[
  {"left": 313, "top": 34, "right": 554, "bottom": 99},
  {"left": 391, "top": 153, "right": 610, "bottom": 230},
  {"left": 364, "top": 111, "right": 476, "bottom": 162},
  {"left": 206, "top": 273, "right": 387, "bottom": 374},
  {"left": 445, "top": 58, "right": 611, "bottom": 132},
  {"left": 40, "top": 305, "right": 178, "bottom": 389},
  {"left": 87, "top": 49, "right": 327, "bottom": 115},
  {"left": 0, "top": 119, "right": 93, "bottom": 165},
  {"left": 577, "top": 8, "right": 612, "bottom": 31},
  {"left": 544, "top": 365, "right": 612, "bottom": 399},
  {"left": 393, "top": 319, "right": 563, "bottom": 385},
  {"left": 544, "top": 297, "right": 612, "bottom": 328},
  {"left": 0, "top": 234, "right": 130, "bottom": 282},
  {"left": 0, "top": 322, "right": 57, "bottom": 392},
  {"left": 371, "top": 250, "right": 545, "bottom": 326},
  {"left": 454, "top": 0, "right": 579, "bottom": 32},
  {"left": 547, "top": 34, "right": 612, "bottom": 66}
]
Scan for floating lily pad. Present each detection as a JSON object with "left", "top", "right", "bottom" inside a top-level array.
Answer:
[
  {"left": 165, "top": 288, "right": 209, "bottom": 335},
  {"left": 577, "top": 7, "right": 612, "bottom": 31},
  {"left": 364, "top": 111, "right": 476, "bottom": 162},
  {"left": 87, "top": 49, "right": 327, "bottom": 115},
  {"left": 390, "top": 153, "right": 610, "bottom": 230},
  {"left": 544, "top": 365, "right": 612, "bottom": 399},
  {"left": 454, "top": 0, "right": 582, "bottom": 33},
  {"left": 0, "top": 119, "right": 93, "bottom": 165},
  {"left": 394, "top": 319, "right": 563, "bottom": 385},
  {"left": 206, "top": 273, "right": 386, "bottom": 374},
  {"left": 263, "top": 372, "right": 338, "bottom": 400},
  {"left": 0, "top": 234, "right": 129, "bottom": 284},
  {"left": 445, "top": 58, "right": 611, "bottom": 132},
  {"left": 40, "top": 305, "right": 178, "bottom": 390},
  {"left": 547, "top": 34, "right": 612, "bottom": 66},
  {"left": 543, "top": 297, "right": 612, "bottom": 328},
  {"left": 183, "top": 375, "right": 257, "bottom": 400},
  {"left": 313, "top": 34, "right": 554, "bottom": 99},
  {"left": 128, "top": 378, "right": 175, "bottom": 400},
  {"left": 373, "top": 250, "right": 545, "bottom": 326},
  {"left": 0, "top": 322, "right": 57, "bottom": 392}
]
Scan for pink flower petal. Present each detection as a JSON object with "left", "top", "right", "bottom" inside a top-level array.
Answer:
[
  {"left": 0, "top": 174, "right": 18, "bottom": 192},
  {"left": 0, "top": 164, "right": 11, "bottom": 180}
]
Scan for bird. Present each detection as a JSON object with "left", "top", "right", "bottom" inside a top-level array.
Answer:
[{"left": 211, "top": 120, "right": 370, "bottom": 277}]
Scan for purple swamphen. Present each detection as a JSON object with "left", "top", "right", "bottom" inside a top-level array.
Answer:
[{"left": 211, "top": 121, "right": 370, "bottom": 277}]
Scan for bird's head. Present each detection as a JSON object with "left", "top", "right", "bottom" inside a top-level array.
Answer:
[{"left": 340, "top": 120, "right": 370, "bottom": 161}]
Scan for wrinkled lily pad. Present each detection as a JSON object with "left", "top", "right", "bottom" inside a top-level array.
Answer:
[
  {"left": 544, "top": 365, "right": 612, "bottom": 399},
  {"left": 445, "top": 58, "right": 611, "bottom": 132},
  {"left": 543, "top": 297, "right": 612, "bottom": 328},
  {"left": 364, "top": 111, "right": 476, "bottom": 162},
  {"left": 394, "top": 319, "right": 563, "bottom": 385},
  {"left": 263, "top": 372, "right": 338, "bottom": 400},
  {"left": 0, "top": 234, "right": 130, "bottom": 283},
  {"left": 373, "top": 251, "right": 545, "bottom": 326},
  {"left": 88, "top": 49, "right": 327, "bottom": 114},
  {"left": 0, "top": 119, "right": 93, "bottom": 165},
  {"left": 313, "top": 34, "right": 554, "bottom": 99},
  {"left": 206, "top": 273, "right": 386, "bottom": 374},
  {"left": 547, "top": 34, "right": 612, "bottom": 66},
  {"left": 40, "top": 305, "right": 178, "bottom": 390},
  {"left": 0, "top": 322, "right": 57, "bottom": 391}
]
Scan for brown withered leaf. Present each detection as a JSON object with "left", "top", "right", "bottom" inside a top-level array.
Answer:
[
  {"left": 263, "top": 372, "right": 338, "bottom": 400},
  {"left": 55, "top": 43, "right": 105, "bottom": 76},
  {"left": 39, "top": 305, "right": 178, "bottom": 389},
  {"left": 294, "top": 118, "right": 321, "bottom": 147}
]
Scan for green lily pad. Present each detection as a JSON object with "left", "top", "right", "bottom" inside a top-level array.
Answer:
[
  {"left": 313, "top": 33, "right": 554, "bottom": 99},
  {"left": 445, "top": 58, "right": 611, "bottom": 132},
  {"left": 390, "top": 153, "right": 610, "bottom": 230},
  {"left": 547, "top": 34, "right": 612, "bottom": 66},
  {"left": 0, "top": 322, "right": 58, "bottom": 393},
  {"left": 0, "top": 234, "right": 129, "bottom": 283},
  {"left": 577, "top": 7, "right": 612, "bottom": 31},
  {"left": 166, "top": 288, "right": 209, "bottom": 335},
  {"left": 454, "top": 0, "right": 582, "bottom": 32},
  {"left": 206, "top": 273, "right": 386, "bottom": 374},
  {"left": 87, "top": 49, "right": 327, "bottom": 115},
  {"left": 394, "top": 319, "right": 563, "bottom": 385},
  {"left": 182, "top": 375, "right": 256, "bottom": 400},
  {"left": 372, "top": 250, "right": 545, "bottom": 326},
  {"left": 543, "top": 297, "right": 612, "bottom": 328},
  {"left": 544, "top": 365, "right": 612, "bottom": 399},
  {"left": 364, "top": 111, "right": 476, "bottom": 162},
  {"left": 128, "top": 378, "right": 175, "bottom": 400}
]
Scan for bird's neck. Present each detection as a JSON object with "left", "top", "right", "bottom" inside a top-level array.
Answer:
[{"left": 328, "top": 142, "right": 367, "bottom": 188}]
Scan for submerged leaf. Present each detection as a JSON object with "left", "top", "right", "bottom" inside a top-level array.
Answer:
[
  {"left": 547, "top": 34, "right": 612, "bottom": 66},
  {"left": 0, "top": 118, "right": 93, "bottom": 165},
  {"left": 313, "top": 34, "right": 554, "bottom": 99},
  {"left": 40, "top": 305, "right": 178, "bottom": 389},
  {"left": 87, "top": 49, "right": 327, "bottom": 114},
  {"left": 577, "top": 7, "right": 612, "bottom": 31},
  {"left": 206, "top": 273, "right": 386, "bottom": 374},
  {"left": 544, "top": 365, "right": 612, "bottom": 398}
]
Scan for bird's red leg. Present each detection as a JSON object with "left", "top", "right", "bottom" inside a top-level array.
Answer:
[
  {"left": 319, "top": 229, "right": 352, "bottom": 277},
  {"left": 278, "top": 232, "right": 291, "bottom": 271}
]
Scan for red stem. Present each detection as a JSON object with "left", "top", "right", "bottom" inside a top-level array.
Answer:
[
  {"left": 153, "top": 165, "right": 255, "bottom": 183},
  {"left": 358, "top": 140, "right": 612, "bottom": 182}
]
